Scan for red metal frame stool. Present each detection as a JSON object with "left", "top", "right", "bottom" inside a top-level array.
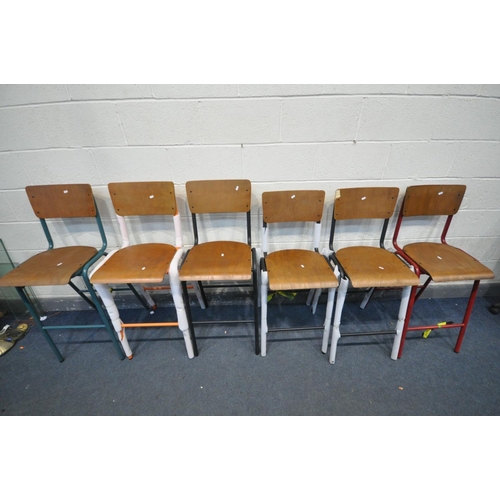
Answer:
[{"left": 392, "top": 184, "right": 495, "bottom": 358}]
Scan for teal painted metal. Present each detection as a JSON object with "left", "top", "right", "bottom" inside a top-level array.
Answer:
[{"left": 12, "top": 189, "right": 126, "bottom": 362}]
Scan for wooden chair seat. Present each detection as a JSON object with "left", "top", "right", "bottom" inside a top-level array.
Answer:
[
  {"left": 179, "top": 241, "right": 252, "bottom": 281},
  {"left": 91, "top": 243, "right": 177, "bottom": 284},
  {"left": 266, "top": 249, "right": 339, "bottom": 291},
  {"left": 0, "top": 246, "right": 97, "bottom": 287},
  {"left": 336, "top": 247, "right": 419, "bottom": 288},
  {"left": 403, "top": 242, "right": 495, "bottom": 282}
]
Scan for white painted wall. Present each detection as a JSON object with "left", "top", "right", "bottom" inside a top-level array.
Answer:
[{"left": 0, "top": 84, "right": 499, "bottom": 304}]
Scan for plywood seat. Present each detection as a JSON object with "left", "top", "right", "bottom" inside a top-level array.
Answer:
[
  {"left": 403, "top": 242, "right": 494, "bottom": 282},
  {"left": 266, "top": 249, "right": 339, "bottom": 291},
  {"left": 0, "top": 246, "right": 97, "bottom": 287},
  {"left": 179, "top": 241, "right": 251, "bottom": 282},
  {"left": 91, "top": 243, "right": 177, "bottom": 284},
  {"left": 336, "top": 246, "right": 419, "bottom": 288}
]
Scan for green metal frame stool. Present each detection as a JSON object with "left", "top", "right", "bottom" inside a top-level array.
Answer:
[{"left": 0, "top": 184, "right": 125, "bottom": 362}]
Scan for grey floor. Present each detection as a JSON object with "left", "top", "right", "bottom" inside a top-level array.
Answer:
[{"left": 1, "top": 292, "right": 500, "bottom": 416}]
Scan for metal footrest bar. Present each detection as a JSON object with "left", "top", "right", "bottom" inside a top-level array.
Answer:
[
  {"left": 268, "top": 326, "right": 325, "bottom": 333},
  {"left": 340, "top": 330, "right": 395, "bottom": 337},
  {"left": 406, "top": 323, "right": 462, "bottom": 331},
  {"left": 192, "top": 319, "right": 254, "bottom": 325},
  {"left": 42, "top": 324, "right": 108, "bottom": 330},
  {"left": 121, "top": 322, "right": 178, "bottom": 328}
]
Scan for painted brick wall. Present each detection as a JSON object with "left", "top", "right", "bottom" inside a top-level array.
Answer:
[{"left": 1, "top": 84, "right": 499, "bottom": 305}]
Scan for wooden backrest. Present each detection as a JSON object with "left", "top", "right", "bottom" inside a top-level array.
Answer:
[
  {"left": 108, "top": 182, "right": 177, "bottom": 216},
  {"left": 263, "top": 190, "right": 325, "bottom": 223},
  {"left": 186, "top": 179, "right": 251, "bottom": 214},
  {"left": 26, "top": 184, "right": 96, "bottom": 219},
  {"left": 402, "top": 184, "right": 466, "bottom": 217},
  {"left": 334, "top": 187, "right": 399, "bottom": 220}
]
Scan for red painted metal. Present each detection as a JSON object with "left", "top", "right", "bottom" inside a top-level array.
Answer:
[{"left": 454, "top": 280, "right": 480, "bottom": 353}]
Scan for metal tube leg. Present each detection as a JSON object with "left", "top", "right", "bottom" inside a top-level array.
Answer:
[
  {"left": 321, "top": 287, "right": 336, "bottom": 353},
  {"left": 398, "top": 285, "right": 418, "bottom": 359},
  {"left": 306, "top": 289, "right": 315, "bottom": 306},
  {"left": 82, "top": 270, "right": 126, "bottom": 360},
  {"left": 128, "top": 283, "right": 156, "bottom": 310},
  {"left": 169, "top": 258, "right": 195, "bottom": 359},
  {"left": 16, "top": 287, "right": 64, "bottom": 362},
  {"left": 93, "top": 283, "right": 133, "bottom": 359},
  {"left": 68, "top": 280, "right": 98, "bottom": 310},
  {"left": 391, "top": 285, "right": 412, "bottom": 360},
  {"left": 360, "top": 287, "right": 375, "bottom": 310},
  {"left": 196, "top": 281, "right": 208, "bottom": 309},
  {"left": 252, "top": 249, "right": 260, "bottom": 355},
  {"left": 260, "top": 269, "right": 269, "bottom": 356},
  {"left": 139, "top": 284, "right": 157, "bottom": 309},
  {"left": 181, "top": 280, "right": 198, "bottom": 357},
  {"left": 191, "top": 281, "right": 207, "bottom": 310},
  {"left": 455, "top": 280, "right": 480, "bottom": 353},
  {"left": 329, "top": 277, "right": 348, "bottom": 364},
  {"left": 255, "top": 247, "right": 263, "bottom": 308},
  {"left": 310, "top": 288, "right": 322, "bottom": 314}
]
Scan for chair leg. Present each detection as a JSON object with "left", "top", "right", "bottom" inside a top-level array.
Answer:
[
  {"left": 169, "top": 271, "right": 195, "bottom": 359},
  {"left": 196, "top": 281, "right": 208, "bottom": 308},
  {"left": 306, "top": 289, "right": 315, "bottom": 306},
  {"left": 455, "top": 280, "right": 480, "bottom": 353},
  {"left": 321, "top": 287, "right": 336, "bottom": 353},
  {"left": 139, "top": 284, "right": 157, "bottom": 309},
  {"left": 16, "top": 286, "right": 64, "bottom": 363},
  {"left": 192, "top": 281, "right": 207, "bottom": 310},
  {"left": 397, "top": 285, "right": 418, "bottom": 359},
  {"left": 310, "top": 288, "right": 322, "bottom": 314},
  {"left": 328, "top": 277, "right": 348, "bottom": 364},
  {"left": 181, "top": 281, "right": 199, "bottom": 357},
  {"left": 252, "top": 249, "right": 260, "bottom": 355},
  {"left": 93, "top": 283, "right": 133, "bottom": 359},
  {"left": 68, "top": 280, "right": 98, "bottom": 310},
  {"left": 83, "top": 276, "right": 127, "bottom": 361},
  {"left": 391, "top": 285, "right": 412, "bottom": 360},
  {"left": 128, "top": 283, "right": 155, "bottom": 311},
  {"left": 359, "top": 287, "right": 375, "bottom": 310},
  {"left": 260, "top": 268, "right": 269, "bottom": 356}
]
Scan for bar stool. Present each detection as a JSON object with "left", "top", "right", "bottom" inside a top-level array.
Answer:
[
  {"left": 90, "top": 182, "right": 195, "bottom": 359},
  {"left": 260, "top": 189, "right": 338, "bottom": 356},
  {"left": 393, "top": 184, "right": 495, "bottom": 357},
  {"left": 0, "top": 184, "right": 125, "bottom": 362}
]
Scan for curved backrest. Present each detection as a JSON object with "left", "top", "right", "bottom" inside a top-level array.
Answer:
[
  {"left": 263, "top": 190, "right": 325, "bottom": 223},
  {"left": 402, "top": 184, "right": 466, "bottom": 217},
  {"left": 108, "top": 182, "right": 177, "bottom": 216},
  {"left": 186, "top": 179, "right": 251, "bottom": 214},
  {"left": 26, "top": 184, "right": 96, "bottom": 219},
  {"left": 334, "top": 187, "right": 399, "bottom": 220}
]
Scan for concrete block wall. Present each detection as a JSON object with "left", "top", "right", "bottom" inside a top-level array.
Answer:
[{"left": 0, "top": 84, "right": 499, "bottom": 307}]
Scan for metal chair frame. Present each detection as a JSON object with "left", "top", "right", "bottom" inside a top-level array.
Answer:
[
  {"left": 325, "top": 187, "right": 418, "bottom": 364},
  {"left": 260, "top": 190, "right": 338, "bottom": 357},
  {"left": 179, "top": 180, "right": 260, "bottom": 355},
  {"left": 90, "top": 182, "right": 196, "bottom": 360},
  {"left": 392, "top": 184, "right": 494, "bottom": 358},
  {"left": 0, "top": 184, "right": 125, "bottom": 362}
]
